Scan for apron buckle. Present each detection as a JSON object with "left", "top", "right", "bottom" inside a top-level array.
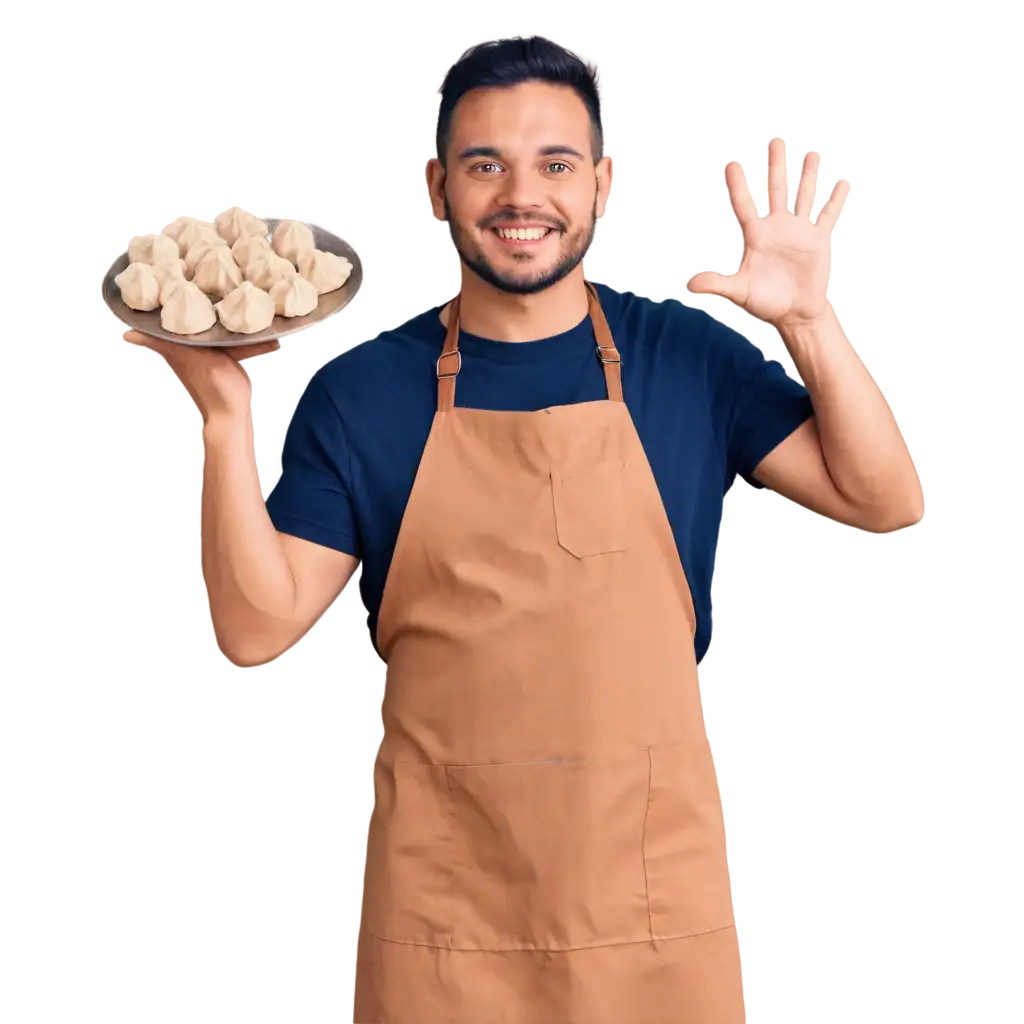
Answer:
[
  {"left": 596, "top": 343, "right": 621, "bottom": 364},
  {"left": 437, "top": 350, "right": 462, "bottom": 378}
]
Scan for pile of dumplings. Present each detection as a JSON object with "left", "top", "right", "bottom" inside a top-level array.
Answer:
[{"left": 113, "top": 207, "right": 353, "bottom": 335}]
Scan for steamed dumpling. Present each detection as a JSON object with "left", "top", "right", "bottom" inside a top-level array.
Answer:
[
  {"left": 215, "top": 206, "right": 269, "bottom": 246},
  {"left": 160, "top": 280, "right": 216, "bottom": 334},
  {"left": 114, "top": 262, "right": 161, "bottom": 311},
  {"left": 128, "top": 233, "right": 180, "bottom": 265},
  {"left": 271, "top": 220, "right": 315, "bottom": 264},
  {"left": 214, "top": 281, "right": 276, "bottom": 334},
  {"left": 297, "top": 248, "right": 352, "bottom": 295},
  {"left": 193, "top": 246, "right": 243, "bottom": 299},
  {"left": 177, "top": 221, "right": 228, "bottom": 254},
  {"left": 175, "top": 217, "right": 223, "bottom": 252},
  {"left": 150, "top": 259, "right": 189, "bottom": 304},
  {"left": 184, "top": 240, "right": 232, "bottom": 279},
  {"left": 244, "top": 250, "right": 298, "bottom": 291},
  {"left": 269, "top": 273, "right": 319, "bottom": 317},
  {"left": 231, "top": 234, "right": 272, "bottom": 268},
  {"left": 162, "top": 216, "right": 217, "bottom": 249}
]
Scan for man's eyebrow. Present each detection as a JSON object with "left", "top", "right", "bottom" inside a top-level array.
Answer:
[
  {"left": 458, "top": 146, "right": 501, "bottom": 161},
  {"left": 456, "top": 145, "right": 587, "bottom": 161},
  {"left": 536, "top": 146, "right": 585, "bottom": 159}
]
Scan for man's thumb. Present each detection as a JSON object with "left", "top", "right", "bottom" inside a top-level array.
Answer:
[{"left": 684, "top": 272, "right": 741, "bottom": 303}]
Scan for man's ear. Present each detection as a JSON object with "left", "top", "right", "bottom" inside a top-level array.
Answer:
[
  {"left": 426, "top": 158, "right": 448, "bottom": 221},
  {"left": 595, "top": 155, "right": 613, "bottom": 219}
]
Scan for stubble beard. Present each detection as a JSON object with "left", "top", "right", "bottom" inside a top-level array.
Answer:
[{"left": 443, "top": 191, "right": 597, "bottom": 296}]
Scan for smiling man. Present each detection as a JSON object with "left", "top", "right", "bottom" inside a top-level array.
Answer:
[{"left": 125, "top": 32, "right": 923, "bottom": 1024}]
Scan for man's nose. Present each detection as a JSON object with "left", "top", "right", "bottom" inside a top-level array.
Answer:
[{"left": 493, "top": 168, "right": 547, "bottom": 211}]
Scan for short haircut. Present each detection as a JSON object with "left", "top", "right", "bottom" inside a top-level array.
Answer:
[{"left": 436, "top": 35, "right": 603, "bottom": 169}]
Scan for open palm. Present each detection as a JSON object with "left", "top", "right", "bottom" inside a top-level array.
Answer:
[{"left": 687, "top": 139, "right": 850, "bottom": 328}]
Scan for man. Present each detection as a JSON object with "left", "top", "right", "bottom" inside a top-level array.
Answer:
[{"left": 125, "top": 33, "right": 923, "bottom": 1024}]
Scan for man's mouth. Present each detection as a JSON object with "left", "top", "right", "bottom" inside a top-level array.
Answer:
[{"left": 490, "top": 226, "right": 557, "bottom": 247}]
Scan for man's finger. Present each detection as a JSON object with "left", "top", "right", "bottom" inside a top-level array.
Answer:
[
  {"left": 228, "top": 339, "right": 282, "bottom": 364},
  {"left": 123, "top": 330, "right": 154, "bottom": 346}
]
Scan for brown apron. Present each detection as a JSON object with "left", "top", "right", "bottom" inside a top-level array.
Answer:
[{"left": 354, "top": 282, "right": 745, "bottom": 1023}]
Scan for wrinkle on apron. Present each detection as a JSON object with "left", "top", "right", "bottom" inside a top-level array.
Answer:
[{"left": 354, "top": 282, "right": 746, "bottom": 1023}]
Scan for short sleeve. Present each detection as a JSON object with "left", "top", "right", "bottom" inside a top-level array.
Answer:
[
  {"left": 704, "top": 313, "right": 815, "bottom": 490},
  {"left": 264, "top": 374, "right": 361, "bottom": 556}
]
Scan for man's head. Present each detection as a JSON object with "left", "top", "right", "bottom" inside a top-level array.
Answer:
[{"left": 427, "top": 36, "right": 612, "bottom": 296}]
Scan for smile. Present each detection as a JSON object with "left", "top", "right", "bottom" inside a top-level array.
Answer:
[{"left": 490, "top": 226, "right": 556, "bottom": 247}]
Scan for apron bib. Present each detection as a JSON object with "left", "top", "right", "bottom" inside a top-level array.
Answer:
[{"left": 354, "top": 282, "right": 745, "bottom": 1023}]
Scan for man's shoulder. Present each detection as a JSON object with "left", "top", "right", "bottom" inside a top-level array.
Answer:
[
  {"left": 310, "top": 302, "right": 441, "bottom": 396},
  {"left": 591, "top": 280, "right": 720, "bottom": 357},
  {"left": 602, "top": 282, "right": 770, "bottom": 366}
]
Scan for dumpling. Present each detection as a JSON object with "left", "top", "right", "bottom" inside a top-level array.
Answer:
[
  {"left": 128, "top": 233, "right": 180, "bottom": 265},
  {"left": 214, "top": 281, "right": 276, "bottom": 334},
  {"left": 184, "top": 240, "right": 233, "bottom": 279},
  {"left": 297, "top": 249, "right": 353, "bottom": 295},
  {"left": 177, "top": 220, "right": 228, "bottom": 254},
  {"left": 193, "top": 246, "right": 243, "bottom": 299},
  {"left": 160, "top": 280, "right": 217, "bottom": 335},
  {"left": 244, "top": 250, "right": 298, "bottom": 291},
  {"left": 114, "top": 262, "right": 161, "bottom": 311},
  {"left": 271, "top": 220, "right": 315, "bottom": 264},
  {"left": 162, "top": 216, "right": 217, "bottom": 249},
  {"left": 231, "top": 234, "right": 272, "bottom": 268},
  {"left": 269, "top": 273, "right": 319, "bottom": 317},
  {"left": 150, "top": 259, "right": 189, "bottom": 304},
  {"left": 214, "top": 206, "right": 269, "bottom": 246},
  {"left": 177, "top": 217, "right": 223, "bottom": 252}
]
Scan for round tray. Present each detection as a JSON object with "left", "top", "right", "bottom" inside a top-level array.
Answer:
[{"left": 101, "top": 218, "right": 362, "bottom": 347}]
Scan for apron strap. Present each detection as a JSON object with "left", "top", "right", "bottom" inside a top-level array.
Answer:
[
  {"left": 585, "top": 281, "right": 624, "bottom": 404},
  {"left": 437, "top": 281, "right": 623, "bottom": 412}
]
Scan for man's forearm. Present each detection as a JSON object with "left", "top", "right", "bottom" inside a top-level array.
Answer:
[
  {"left": 201, "top": 412, "right": 298, "bottom": 661},
  {"left": 776, "top": 302, "right": 924, "bottom": 524}
]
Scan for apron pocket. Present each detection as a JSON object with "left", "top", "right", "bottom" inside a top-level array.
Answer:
[
  {"left": 642, "top": 741, "right": 736, "bottom": 939},
  {"left": 446, "top": 750, "right": 652, "bottom": 950},
  {"left": 550, "top": 458, "right": 627, "bottom": 558},
  {"left": 362, "top": 759, "right": 455, "bottom": 947}
]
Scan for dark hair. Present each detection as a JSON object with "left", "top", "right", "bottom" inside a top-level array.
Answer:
[{"left": 436, "top": 35, "right": 603, "bottom": 169}]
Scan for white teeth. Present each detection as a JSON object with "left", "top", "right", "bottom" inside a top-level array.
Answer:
[{"left": 495, "top": 227, "right": 551, "bottom": 240}]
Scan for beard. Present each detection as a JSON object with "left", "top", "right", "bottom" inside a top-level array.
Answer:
[{"left": 443, "top": 191, "right": 597, "bottom": 296}]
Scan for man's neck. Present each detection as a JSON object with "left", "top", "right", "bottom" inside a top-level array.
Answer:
[{"left": 439, "top": 269, "right": 589, "bottom": 342}]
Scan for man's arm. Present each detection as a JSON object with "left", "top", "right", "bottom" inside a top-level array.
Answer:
[
  {"left": 202, "top": 414, "right": 360, "bottom": 667},
  {"left": 751, "top": 300, "right": 924, "bottom": 532},
  {"left": 687, "top": 139, "right": 923, "bottom": 531}
]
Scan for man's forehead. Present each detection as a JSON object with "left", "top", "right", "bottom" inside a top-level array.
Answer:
[
  {"left": 450, "top": 89, "right": 592, "bottom": 160},
  {"left": 451, "top": 83, "right": 590, "bottom": 137}
]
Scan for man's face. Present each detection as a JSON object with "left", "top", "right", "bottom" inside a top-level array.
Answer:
[{"left": 427, "top": 80, "right": 612, "bottom": 295}]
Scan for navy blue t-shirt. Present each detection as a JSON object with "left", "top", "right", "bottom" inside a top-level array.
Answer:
[{"left": 264, "top": 281, "right": 814, "bottom": 665}]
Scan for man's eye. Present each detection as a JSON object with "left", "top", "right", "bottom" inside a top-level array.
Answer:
[
  {"left": 475, "top": 163, "right": 501, "bottom": 173},
  {"left": 548, "top": 162, "right": 570, "bottom": 173}
]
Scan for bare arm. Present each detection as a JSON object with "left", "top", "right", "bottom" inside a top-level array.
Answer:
[
  {"left": 753, "top": 304, "right": 923, "bottom": 531},
  {"left": 201, "top": 412, "right": 360, "bottom": 667}
]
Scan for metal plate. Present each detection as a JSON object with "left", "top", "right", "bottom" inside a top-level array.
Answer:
[{"left": 101, "top": 217, "right": 362, "bottom": 347}]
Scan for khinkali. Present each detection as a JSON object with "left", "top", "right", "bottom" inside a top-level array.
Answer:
[
  {"left": 297, "top": 249, "right": 352, "bottom": 295},
  {"left": 162, "top": 216, "right": 217, "bottom": 249},
  {"left": 215, "top": 206, "right": 268, "bottom": 246},
  {"left": 161, "top": 280, "right": 217, "bottom": 335},
  {"left": 128, "top": 233, "right": 180, "bottom": 265},
  {"left": 193, "top": 246, "right": 243, "bottom": 299},
  {"left": 114, "top": 262, "right": 161, "bottom": 311},
  {"left": 150, "top": 259, "right": 189, "bottom": 303},
  {"left": 184, "top": 240, "right": 233, "bottom": 279},
  {"left": 244, "top": 251, "right": 298, "bottom": 291},
  {"left": 214, "top": 281, "right": 276, "bottom": 334},
  {"left": 177, "top": 221, "right": 228, "bottom": 254},
  {"left": 231, "top": 234, "right": 272, "bottom": 268},
  {"left": 271, "top": 220, "right": 315, "bottom": 264},
  {"left": 269, "top": 273, "right": 319, "bottom": 317}
]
